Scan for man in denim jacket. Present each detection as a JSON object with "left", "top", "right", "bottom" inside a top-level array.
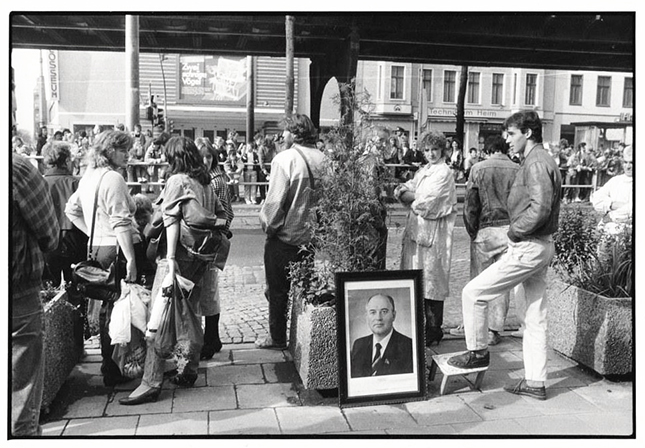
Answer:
[
  {"left": 451, "top": 135, "right": 519, "bottom": 346},
  {"left": 449, "top": 111, "right": 561, "bottom": 401}
]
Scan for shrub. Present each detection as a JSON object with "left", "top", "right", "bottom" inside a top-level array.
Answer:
[
  {"left": 289, "top": 81, "right": 393, "bottom": 307},
  {"left": 552, "top": 204, "right": 633, "bottom": 298}
]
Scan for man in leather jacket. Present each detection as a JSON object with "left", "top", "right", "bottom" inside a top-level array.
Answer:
[{"left": 449, "top": 111, "right": 561, "bottom": 401}]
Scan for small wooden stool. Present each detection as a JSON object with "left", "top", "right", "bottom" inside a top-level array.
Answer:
[{"left": 429, "top": 352, "right": 488, "bottom": 395}]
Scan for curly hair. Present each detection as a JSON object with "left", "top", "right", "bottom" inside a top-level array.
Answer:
[
  {"left": 88, "top": 130, "right": 133, "bottom": 168},
  {"left": 163, "top": 136, "right": 211, "bottom": 185},
  {"left": 279, "top": 114, "right": 318, "bottom": 146},
  {"left": 417, "top": 130, "right": 448, "bottom": 156},
  {"left": 42, "top": 140, "right": 73, "bottom": 169}
]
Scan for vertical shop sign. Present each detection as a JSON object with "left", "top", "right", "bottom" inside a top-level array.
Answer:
[{"left": 48, "top": 50, "right": 60, "bottom": 102}]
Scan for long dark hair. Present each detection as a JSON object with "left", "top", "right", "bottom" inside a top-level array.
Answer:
[{"left": 163, "top": 136, "right": 210, "bottom": 185}]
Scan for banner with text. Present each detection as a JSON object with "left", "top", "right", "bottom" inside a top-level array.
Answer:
[{"left": 179, "top": 55, "right": 248, "bottom": 105}]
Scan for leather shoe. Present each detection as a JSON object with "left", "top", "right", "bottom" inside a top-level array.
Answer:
[
  {"left": 447, "top": 350, "right": 490, "bottom": 369},
  {"left": 504, "top": 379, "right": 546, "bottom": 400},
  {"left": 171, "top": 373, "right": 198, "bottom": 387},
  {"left": 103, "top": 374, "right": 132, "bottom": 387},
  {"left": 118, "top": 388, "right": 161, "bottom": 406}
]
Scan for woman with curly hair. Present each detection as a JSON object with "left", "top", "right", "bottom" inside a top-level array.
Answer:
[
  {"left": 65, "top": 130, "right": 140, "bottom": 387},
  {"left": 394, "top": 130, "right": 457, "bottom": 346},
  {"left": 120, "top": 136, "right": 227, "bottom": 405}
]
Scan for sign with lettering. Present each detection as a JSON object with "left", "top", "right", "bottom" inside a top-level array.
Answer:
[
  {"left": 179, "top": 55, "right": 247, "bottom": 105},
  {"left": 428, "top": 108, "right": 500, "bottom": 118},
  {"left": 47, "top": 50, "right": 60, "bottom": 102}
]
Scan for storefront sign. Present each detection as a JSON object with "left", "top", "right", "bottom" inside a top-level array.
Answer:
[
  {"left": 47, "top": 50, "right": 60, "bottom": 102},
  {"left": 179, "top": 55, "right": 247, "bottom": 105},
  {"left": 428, "top": 108, "right": 500, "bottom": 118}
]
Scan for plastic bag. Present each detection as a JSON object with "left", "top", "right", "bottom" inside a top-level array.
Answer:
[
  {"left": 112, "top": 328, "right": 146, "bottom": 379},
  {"left": 109, "top": 281, "right": 152, "bottom": 344},
  {"left": 152, "top": 274, "right": 197, "bottom": 359}
]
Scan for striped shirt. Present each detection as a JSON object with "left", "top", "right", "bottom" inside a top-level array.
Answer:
[
  {"left": 12, "top": 154, "right": 60, "bottom": 292},
  {"left": 209, "top": 166, "right": 234, "bottom": 230}
]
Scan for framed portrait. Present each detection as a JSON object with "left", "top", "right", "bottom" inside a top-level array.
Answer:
[{"left": 336, "top": 270, "right": 426, "bottom": 407}]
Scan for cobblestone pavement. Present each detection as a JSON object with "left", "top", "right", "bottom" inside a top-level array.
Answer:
[{"left": 218, "top": 225, "right": 522, "bottom": 345}]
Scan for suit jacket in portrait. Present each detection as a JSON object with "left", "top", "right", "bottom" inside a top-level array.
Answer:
[{"left": 350, "top": 329, "right": 414, "bottom": 378}]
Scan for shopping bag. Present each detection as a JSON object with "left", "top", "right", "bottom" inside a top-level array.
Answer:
[
  {"left": 112, "top": 328, "right": 146, "bottom": 379},
  {"left": 173, "top": 276, "right": 204, "bottom": 359}
]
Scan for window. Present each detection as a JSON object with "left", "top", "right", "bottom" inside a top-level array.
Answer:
[
  {"left": 422, "top": 69, "right": 432, "bottom": 101},
  {"left": 623, "top": 77, "right": 633, "bottom": 108},
  {"left": 569, "top": 75, "right": 583, "bottom": 105},
  {"left": 525, "top": 74, "right": 537, "bottom": 105},
  {"left": 390, "top": 65, "right": 404, "bottom": 99},
  {"left": 377, "top": 65, "right": 383, "bottom": 100},
  {"left": 467, "top": 72, "right": 480, "bottom": 104},
  {"left": 596, "top": 76, "right": 611, "bottom": 107},
  {"left": 443, "top": 70, "right": 456, "bottom": 103},
  {"left": 491, "top": 73, "right": 504, "bottom": 105}
]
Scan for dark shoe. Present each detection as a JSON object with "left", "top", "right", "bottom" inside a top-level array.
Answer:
[
  {"left": 118, "top": 388, "right": 161, "bottom": 406},
  {"left": 488, "top": 330, "right": 502, "bottom": 346},
  {"left": 171, "top": 373, "right": 198, "bottom": 387},
  {"left": 504, "top": 379, "right": 547, "bottom": 400},
  {"left": 163, "top": 368, "right": 178, "bottom": 378},
  {"left": 200, "top": 340, "right": 223, "bottom": 360},
  {"left": 103, "top": 374, "right": 132, "bottom": 387},
  {"left": 425, "top": 327, "right": 444, "bottom": 346},
  {"left": 201, "top": 314, "right": 222, "bottom": 360},
  {"left": 447, "top": 350, "right": 490, "bottom": 369}
]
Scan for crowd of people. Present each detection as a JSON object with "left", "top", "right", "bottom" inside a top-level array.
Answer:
[{"left": 12, "top": 105, "right": 634, "bottom": 435}]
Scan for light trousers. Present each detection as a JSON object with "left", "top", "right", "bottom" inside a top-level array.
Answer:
[{"left": 462, "top": 236, "right": 554, "bottom": 382}]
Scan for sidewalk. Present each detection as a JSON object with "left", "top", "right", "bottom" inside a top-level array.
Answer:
[{"left": 38, "top": 225, "right": 633, "bottom": 436}]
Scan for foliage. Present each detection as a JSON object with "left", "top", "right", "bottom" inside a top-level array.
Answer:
[
  {"left": 289, "top": 81, "right": 393, "bottom": 307},
  {"left": 551, "top": 204, "right": 633, "bottom": 298}
]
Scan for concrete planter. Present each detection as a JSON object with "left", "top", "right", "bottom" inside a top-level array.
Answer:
[
  {"left": 547, "top": 280, "right": 633, "bottom": 376},
  {"left": 289, "top": 296, "right": 338, "bottom": 390},
  {"left": 42, "top": 290, "right": 84, "bottom": 410}
]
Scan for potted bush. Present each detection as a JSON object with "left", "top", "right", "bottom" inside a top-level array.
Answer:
[
  {"left": 548, "top": 204, "right": 633, "bottom": 376},
  {"left": 288, "top": 82, "right": 393, "bottom": 389},
  {"left": 40, "top": 282, "right": 85, "bottom": 411}
]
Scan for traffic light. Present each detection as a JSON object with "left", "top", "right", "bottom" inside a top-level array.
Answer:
[
  {"left": 168, "top": 120, "right": 175, "bottom": 133},
  {"left": 155, "top": 107, "right": 164, "bottom": 127},
  {"left": 146, "top": 105, "right": 155, "bottom": 122}
]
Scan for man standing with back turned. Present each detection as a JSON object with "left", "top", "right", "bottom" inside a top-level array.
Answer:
[
  {"left": 448, "top": 111, "right": 561, "bottom": 401},
  {"left": 256, "top": 114, "right": 325, "bottom": 349}
]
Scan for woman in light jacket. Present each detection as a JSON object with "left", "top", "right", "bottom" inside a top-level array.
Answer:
[
  {"left": 394, "top": 130, "right": 457, "bottom": 346},
  {"left": 65, "top": 130, "right": 140, "bottom": 387}
]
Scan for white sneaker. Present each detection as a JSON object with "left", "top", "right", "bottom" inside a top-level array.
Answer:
[{"left": 449, "top": 324, "right": 466, "bottom": 337}]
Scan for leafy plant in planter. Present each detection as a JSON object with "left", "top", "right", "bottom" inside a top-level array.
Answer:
[
  {"left": 551, "top": 204, "right": 633, "bottom": 298},
  {"left": 288, "top": 81, "right": 393, "bottom": 307}
]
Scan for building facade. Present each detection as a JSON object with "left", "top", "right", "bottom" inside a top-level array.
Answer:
[
  {"left": 44, "top": 50, "right": 311, "bottom": 142},
  {"left": 349, "top": 61, "right": 633, "bottom": 154}
]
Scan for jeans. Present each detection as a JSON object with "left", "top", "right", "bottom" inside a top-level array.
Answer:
[
  {"left": 462, "top": 236, "right": 554, "bottom": 382},
  {"left": 470, "top": 226, "right": 510, "bottom": 332},
  {"left": 12, "top": 287, "right": 45, "bottom": 436},
  {"left": 142, "top": 256, "right": 206, "bottom": 388},
  {"left": 263, "top": 238, "right": 311, "bottom": 345}
]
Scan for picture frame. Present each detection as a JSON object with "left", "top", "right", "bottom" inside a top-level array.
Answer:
[{"left": 336, "top": 269, "right": 426, "bottom": 408}]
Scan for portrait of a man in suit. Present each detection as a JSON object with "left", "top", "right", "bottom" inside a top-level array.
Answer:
[{"left": 350, "top": 293, "right": 414, "bottom": 378}]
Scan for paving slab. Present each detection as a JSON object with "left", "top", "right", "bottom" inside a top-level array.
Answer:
[
  {"left": 527, "top": 386, "right": 605, "bottom": 415},
  {"left": 342, "top": 404, "right": 420, "bottom": 431},
  {"left": 573, "top": 411, "right": 634, "bottom": 436},
  {"left": 62, "top": 415, "right": 139, "bottom": 436},
  {"left": 233, "top": 347, "right": 288, "bottom": 364},
  {"left": 513, "top": 414, "right": 598, "bottom": 436},
  {"left": 173, "top": 385, "right": 237, "bottom": 413},
  {"left": 236, "top": 383, "right": 301, "bottom": 409},
  {"left": 41, "top": 419, "right": 67, "bottom": 436},
  {"left": 386, "top": 424, "right": 458, "bottom": 435},
  {"left": 58, "top": 393, "right": 109, "bottom": 419},
  {"left": 262, "top": 362, "right": 301, "bottom": 384},
  {"left": 459, "top": 390, "right": 545, "bottom": 421},
  {"left": 569, "top": 380, "right": 633, "bottom": 413},
  {"left": 136, "top": 412, "right": 209, "bottom": 435},
  {"left": 208, "top": 408, "right": 281, "bottom": 435},
  {"left": 404, "top": 395, "right": 483, "bottom": 426},
  {"left": 276, "top": 406, "right": 350, "bottom": 434},
  {"left": 205, "top": 364, "right": 264, "bottom": 386},
  {"left": 450, "top": 418, "right": 530, "bottom": 434}
]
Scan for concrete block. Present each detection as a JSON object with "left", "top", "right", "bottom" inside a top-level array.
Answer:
[
  {"left": 547, "top": 281, "right": 633, "bottom": 376},
  {"left": 289, "top": 301, "right": 338, "bottom": 389}
]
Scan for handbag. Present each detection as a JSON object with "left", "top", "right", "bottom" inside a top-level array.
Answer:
[{"left": 71, "top": 171, "right": 125, "bottom": 302}]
